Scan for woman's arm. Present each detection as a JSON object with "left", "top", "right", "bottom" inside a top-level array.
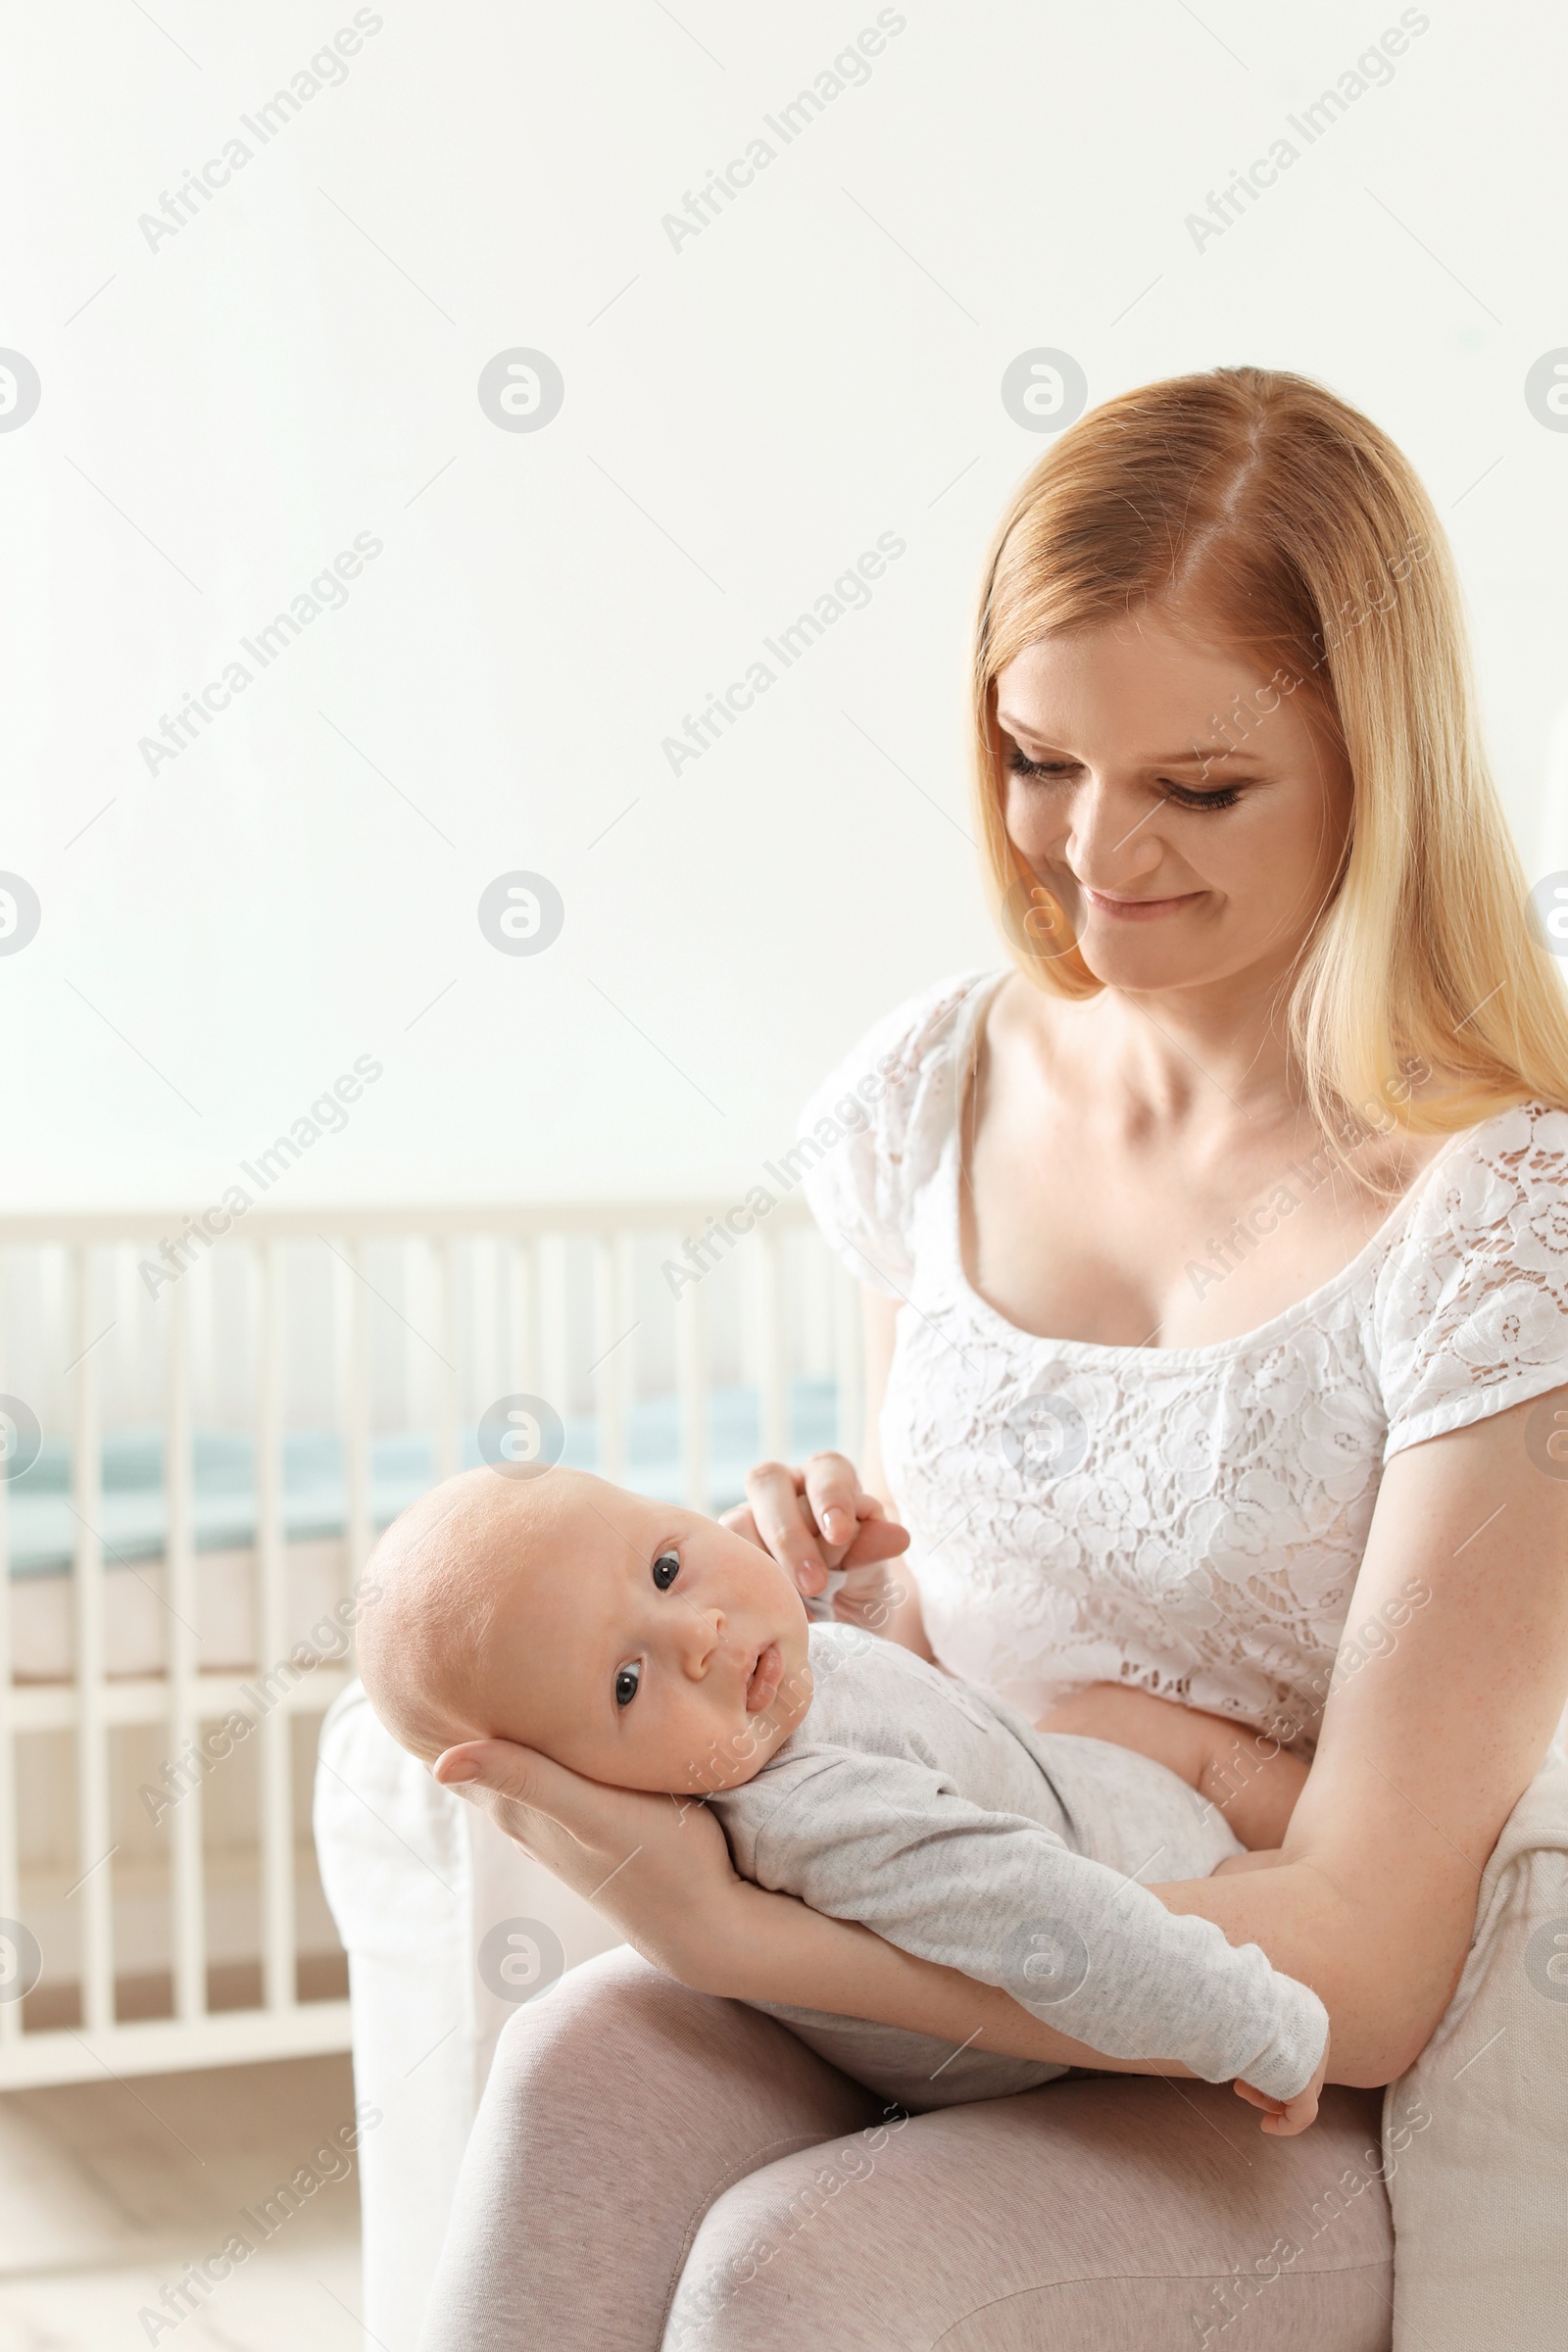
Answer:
[
  {"left": 752, "top": 1385, "right": 1565, "bottom": 2085},
  {"left": 1035, "top": 1684, "right": 1310, "bottom": 1850},
  {"left": 432, "top": 1732, "right": 1178, "bottom": 2075},
  {"left": 1142, "top": 1386, "right": 1568, "bottom": 2082},
  {"left": 771, "top": 1381, "right": 1566, "bottom": 2086},
  {"left": 436, "top": 1727, "right": 1326, "bottom": 2128}
]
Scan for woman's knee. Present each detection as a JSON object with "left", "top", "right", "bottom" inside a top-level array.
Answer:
[
  {"left": 661, "top": 2081, "right": 1395, "bottom": 2352},
  {"left": 484, "top": 1944, "right": 707, "bottom": 2123},
  {"left": 486, "top": 1945, "right": 877, "bottom": 2169},
  {"left": 661, "top": 2110, "right": 909, "bottom": 2351}
]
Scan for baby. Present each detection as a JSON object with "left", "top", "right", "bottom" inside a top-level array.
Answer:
[{"left": 359, "top": 1465, "right": 1329, "bottom": 2132}]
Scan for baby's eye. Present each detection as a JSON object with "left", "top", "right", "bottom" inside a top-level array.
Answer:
[
  {"left": 614, "top": 1661, "right": 641, "bottom": 1708},
  {"left": 652, "top": 1549, "right": 680, "bottom": 1591}
]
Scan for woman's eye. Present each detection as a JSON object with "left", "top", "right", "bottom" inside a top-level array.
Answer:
[
  {"left": 652, "top": 1549, "right": 680, "bottom": 1591},
  {"left": 614, "top": 1661, "right": 641, "bottom": 1708},
  {"left": 1162, "top": 782, "right": 1242, "bottom": 810},
  {"left": 1004, "top": 744, "right": 1243, "bottom": 810},
  {"left": 1006, "top": 747, "right": 1073, "bottom": 781}
]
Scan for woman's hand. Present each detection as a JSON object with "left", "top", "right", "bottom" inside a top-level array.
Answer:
[
  {"left": 431, "top": 1738, "right": 741, "bottom": 1988},
  {"left": 722, "top": 1451, "right": 910, "bottom": 1627}
]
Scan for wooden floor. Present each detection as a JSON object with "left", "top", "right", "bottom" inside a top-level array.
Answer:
[{"left": 0, "top": 2052, "right": 366, "bottom": 2349}]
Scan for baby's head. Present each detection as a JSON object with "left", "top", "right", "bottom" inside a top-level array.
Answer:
[{"left": 358, "top": 1465, "right": 814, "bottom": 1794}]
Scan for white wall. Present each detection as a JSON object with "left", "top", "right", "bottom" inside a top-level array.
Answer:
[{"left": 3, "top": 0, "right": 1566, "bottom": 1210}]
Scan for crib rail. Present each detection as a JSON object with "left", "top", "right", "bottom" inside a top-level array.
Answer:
[{"left": 0, "top": 1198, "right": 859, "bottom": 2085}]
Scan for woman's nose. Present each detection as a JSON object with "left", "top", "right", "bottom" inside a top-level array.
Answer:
[{"left": 1061, "top": 776, "right": 1164, "bottom": 887}]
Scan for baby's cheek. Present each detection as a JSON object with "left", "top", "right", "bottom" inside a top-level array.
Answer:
[{"left": 664, "top": 1708, "right": 751, "bottom": 1796}]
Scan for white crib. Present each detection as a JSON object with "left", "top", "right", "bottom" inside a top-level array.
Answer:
[{"left": 0, "top": 1199, "right": 859, "bottom": 2088}]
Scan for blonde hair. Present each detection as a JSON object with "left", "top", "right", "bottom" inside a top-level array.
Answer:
[{"left": 970, "top": 365, "right": 1568, "bottom": 1139}]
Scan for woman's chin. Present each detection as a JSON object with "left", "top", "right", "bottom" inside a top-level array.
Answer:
[
  {"left": 1075, "top": 939, "right": 1204, "bottom": 992},
  {"left": 1073, "top": 922, "right": 1246, "bottom": 996}
]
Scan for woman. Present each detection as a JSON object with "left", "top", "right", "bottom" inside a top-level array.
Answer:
[{"left": 422, "top": 368, "right": 1568, "bottom": 2349}]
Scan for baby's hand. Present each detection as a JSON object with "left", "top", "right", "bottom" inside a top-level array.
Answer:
[
  {"left": 821, "top": 1551, "right": 908, "bottom": 1634},
  {"left": 1233, "top": 2037, "right": 1329, "bottom": 2136}
]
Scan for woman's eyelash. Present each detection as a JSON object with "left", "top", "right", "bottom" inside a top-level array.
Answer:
[
  {"left": 1164, "top": 783, "right": 1241, "bottom": 810},
  {"left": 1005, "top": 748, "right": 1071, "bottom": 781},
  {"left": 1004, "top": 746, "right": 1242, "bottom": 810}
]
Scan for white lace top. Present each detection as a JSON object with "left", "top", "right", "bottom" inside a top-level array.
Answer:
[{"left": 800, "top": 968, "right": 1568, "bottom": 1745}]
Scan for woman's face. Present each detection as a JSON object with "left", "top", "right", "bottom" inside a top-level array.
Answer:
[{"left": 993, "top": 612, "right": 1353, "bottom": 998}]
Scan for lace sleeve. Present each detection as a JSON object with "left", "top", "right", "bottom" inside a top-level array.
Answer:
[
  {"left": 795, "top": 971, "right": 991, "bottom": 1298},
  {"left": 1374, "top": 1102, "right": 1568, "bottom": 1461}
]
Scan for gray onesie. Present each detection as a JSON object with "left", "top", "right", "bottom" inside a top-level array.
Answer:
[{"left": 708, "top": 1624, "right": 1326, "bottom": 2114}]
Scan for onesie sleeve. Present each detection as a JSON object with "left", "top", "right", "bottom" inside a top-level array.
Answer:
[
  {"left": 747, "top": 1750, "right": 1328, "bottom": 2100},
  {"left": 794, "top": 970, "right": 995, "bottom": 1298},
  {"left": 1373, "top": 1102, "right": 1568, "bottom": 1461}
]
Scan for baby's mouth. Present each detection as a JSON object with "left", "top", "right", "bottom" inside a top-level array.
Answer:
[{"left": 745, "top": 1641, "right": 783, "bottom": 1714}]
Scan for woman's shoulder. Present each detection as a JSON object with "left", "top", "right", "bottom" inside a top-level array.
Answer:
[
  {"left": 794, "top": 966, "right": 1004, "bottom": 1296},
  {"left": 1396, "top": 1098, "right": 1568, "bottom": 1252},
  {"left": 798, "top": 967, "right": 1004, "bottom": 1123},
  {"left": 1373, "top": 1099, "right": 1568, "bottom": 1458}
]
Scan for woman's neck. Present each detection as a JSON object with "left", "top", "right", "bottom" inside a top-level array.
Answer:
[{"left": 1057, "top": 979, "right": 1300, "bottom": 1135}]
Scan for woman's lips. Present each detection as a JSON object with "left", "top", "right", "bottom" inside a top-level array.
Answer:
[
  {"left": 745, "top": 1642, "right": 783, "bottom": 1714},
  {"left": 1081, "top": 886, "right": 1201, "bottom": 922}
]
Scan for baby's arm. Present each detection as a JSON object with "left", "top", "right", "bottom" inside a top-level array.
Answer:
[{"left": 1034, "top": 1685, "right": 1308, "bottom": 1853}]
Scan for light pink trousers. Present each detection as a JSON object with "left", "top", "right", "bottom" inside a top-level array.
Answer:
[{"left": 417, "top": 1947, "right": 1394, "bottom": 2351}]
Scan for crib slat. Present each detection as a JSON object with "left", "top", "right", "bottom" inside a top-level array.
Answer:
[
  {"left": 469, "top": 1235, "right": 498, "bottom": 1440},
  {"left": 832, "top": 1256, "right": 863, "bottom": 1466},
  {"left": 431, "top": 1239, "right": 460, "bottom": 1483},
  {"left": 593, "top": 1236, "right": 627, "bottom": 1483},
  {"left": 342, "top": 1240, "right": 371, "bottom": 1591},
  {"left": 537, "top": 1234, "right": 568, "bottom": 1441},
  {"left": 676, "top": 1265, "right": 709, "bottom": 1513},
  {"left": 616, "top": 1230, "right": 639, "bottom": 1430},
  {"left": 754, "top": 1229, "right": 787, "bottom": 1463},
  {"left": 0, "top": 1201, "right": 818, "bottom": 2092},
  {"left": 0, "top": 1265, "right": 21, "bottom": 2048},
  {"left": 71, "top": 1249, "right": 114, "bottom": 2033},
  {"left": 256, "top": 1242, "right": 295, "bottom": 2012},
  {"left": 507, "top": 1238, "right": 537, "bottom": 1395},
  {"left": 165, "top": 1276, "right": 206, "bottom": 2022}
]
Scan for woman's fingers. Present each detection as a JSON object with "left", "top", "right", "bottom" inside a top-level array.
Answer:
[
  {"left": 740, "top": 1460, "right": 833, "bottom": 1594},
  {"left": 436, "top": 1736, "right": 572, "bottom": 1811},
  {"left": 802, "top": 1460, "right": 910, "bottom": 1571},
  {"left": 731, "top": 1455, "right": 909, "bottom": 1596},
  {"left": 430, "top": 1737, "right": 743, "bottom": 1985},
  {"left": 433, "top": 1739, "right": 633, "bottom": 1860},
  {"left": 435, "top": 1740, "right": 661, "bottom": 1895},
  {"left": 838, "top": 1512, "right": 911, "bottom": 1569},
  {"left": 800, "top": 1451, "right": 869, "bottom": 1550}
]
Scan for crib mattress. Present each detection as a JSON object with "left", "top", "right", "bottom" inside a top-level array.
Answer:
[{"left": 3, "top": 1383, "right": 838, "bottom": 1679}]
